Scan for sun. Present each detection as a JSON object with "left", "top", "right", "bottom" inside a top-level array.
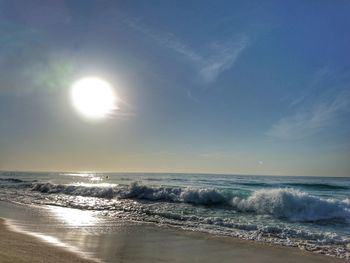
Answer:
[{"left": 70, "top": 77, "right": 118, "bottom": 119}]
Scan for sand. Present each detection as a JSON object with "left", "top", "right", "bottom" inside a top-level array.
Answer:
[
  {"left": 91, "top": 222, "right": 348, "bottom": 263},
  {"left": 0, "top": 217, "right": 347, "bottom": 263},
  {"left": 0, "top": 218, "right": 96, "bottom": 263}
]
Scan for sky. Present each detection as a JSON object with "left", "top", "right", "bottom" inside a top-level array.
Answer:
[{"left": 0, "top": 0, "right": 349, "bottom": 176}]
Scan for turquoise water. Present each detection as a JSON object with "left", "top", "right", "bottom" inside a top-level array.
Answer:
[{"left": 0, "top": 172, "right": 349, "bottom": 259}]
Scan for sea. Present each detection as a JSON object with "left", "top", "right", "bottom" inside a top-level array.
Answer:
[{"left": 0, "top": 171, "right": 349, "bottom": 260}]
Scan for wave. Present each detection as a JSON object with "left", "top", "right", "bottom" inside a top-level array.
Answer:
[
  {"left": 30, "top": 182, "right": 350, "bottom": 222},
  {"left": 31, "top": 182, "right": 116, "bottom": 198},
  {"left": 234, "top": 182, "right": 273, "bottom": 187},
  {"left": 0, "top": 178, "right": 26, "bottom": 183},
  {"left": 234, "top": 182, "right": 349, "bottom": 190},
  {"left": 31, "top": 182, "right": 232, "bottom": 206},
  {"left": 122, "top": 182, "right": 231, "bottom": 205},
  {"left": 232, "top": 188, "right": 350, "bottom": 222},
  {"left": 284, "top": 183, "right": 349, "bottom": 190}
]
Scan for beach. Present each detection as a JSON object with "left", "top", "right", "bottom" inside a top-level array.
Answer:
[
  {"left": 0, "top": 215, "right": 347, "bottom": 263},
  {"left": 0, "top": 218, "right": 96, "bottom": 263},
  {"left": 0, "top": 172, "right": 349, "bottom": 262},
  {"left": 1, "top": 0, "right": 349, "bottom": 262}
]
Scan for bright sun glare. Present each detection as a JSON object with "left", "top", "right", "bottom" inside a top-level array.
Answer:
[{"left": 70, "top": 77, "right": 118, "bottom": 119}]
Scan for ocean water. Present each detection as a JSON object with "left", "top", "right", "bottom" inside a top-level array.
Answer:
[{"left": 0, "top": 172, "right": 349, "bottom": 259}]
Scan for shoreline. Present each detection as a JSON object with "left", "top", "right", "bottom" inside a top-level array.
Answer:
[
  {"left": 0, "top": 217, "right": 97, "bottom": 263},
  {"left": 1, "top": 215, "right": 348, "bottom": 263}
]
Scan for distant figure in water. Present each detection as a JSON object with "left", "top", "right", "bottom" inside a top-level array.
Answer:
[{"left": 105, "top": 175, "right": 109, "bottom": 179}]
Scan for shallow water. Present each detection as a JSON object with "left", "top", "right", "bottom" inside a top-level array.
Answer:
[{"left": 0, "top": 172, "right": 349, "bottom": 259}]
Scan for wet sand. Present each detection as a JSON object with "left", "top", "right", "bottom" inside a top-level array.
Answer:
[
  {"left": 92, "top": 223, "right": 348, "bottom": 263},
  {"left": 0, "top": 216, "right": 347, "bottom": 263},
  {"left": 0, "top": 218, "right": 96, "bottom": 263}
]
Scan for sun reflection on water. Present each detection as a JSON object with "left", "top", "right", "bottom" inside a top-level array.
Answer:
[
  {"left": 48, "top": 206, "right": 98, "bottom": 226},
  {"left": 62, "top": 172, "right": 96, "bottom": 177}
]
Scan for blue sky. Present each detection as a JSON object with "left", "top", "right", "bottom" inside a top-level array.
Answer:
[{"left": 0, "top": 0, "right": 349, "bottom": 176}]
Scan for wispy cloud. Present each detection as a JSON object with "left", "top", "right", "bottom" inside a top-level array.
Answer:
[
  {"left": 122, "top": 17, "right": 202, "bottom": 62},
  {"left": 198, "top": 38, "right": 249, "bottom": 83},
  {"left": 267, "top": 67, "right": 350, "bottom": 140},
  {"left": 289, "top": 67, "right": 331, "bottom": 107},
  {"left": 120, "top": 16, "right": 249, "bottom": 83},
  {"left": 185, "top": 89, "right": 199, "bottom": 103},
  {"left": 267, "top": 90, "right": 350, "bottom": 140}
]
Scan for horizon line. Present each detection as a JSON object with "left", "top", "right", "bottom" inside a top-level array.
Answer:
[{"left": 0, "top": 169, "right": 349, "bottom": 178}]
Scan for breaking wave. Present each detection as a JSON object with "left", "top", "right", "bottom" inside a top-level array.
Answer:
[
  {"left": 31, "top": 182, "right": 232, "bottom": 205},
  {"left": 31, "top": 182, "right": 116, "bottom": 199},
  {"left": 30, "top": 182, "right": 350, "bottom": 223},
  {"left": 232, "top": 188, "right": 350, "bottom": 222}
]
